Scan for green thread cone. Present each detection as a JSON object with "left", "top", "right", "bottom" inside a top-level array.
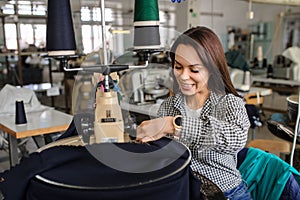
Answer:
[{"left": 134, "top": 0, "right": 159, "bottom": 22}]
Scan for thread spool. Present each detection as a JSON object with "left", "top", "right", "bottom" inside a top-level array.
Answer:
[
  {"left": 133, "top": 0, "right": 161, "bottom": 50},
  {"left": 15, "top": 100, "right": 27, "bottom": 125},
  {"left": 287, "top": 95, "right": 298, "bottom": 126},
  {"left": 46, "top": 0, "right": 76, "bottom": 56},
  {"left": 257, "top": 46, "right": 263, "bottom": 61}
]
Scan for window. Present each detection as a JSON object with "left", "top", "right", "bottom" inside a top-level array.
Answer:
[
  {"left": 34, "top": 25, "right": 46, "bottom": 48},
  {"left": 4, "top": 24, "right": 17, "bottom": 50},
  {"left": 93, "top": 25, "right": 102, "bottom": 50},
  {"left": 4, "top": 23, "right": 46, "bottom": 50},
  {"left": 82, "top": 25, "right": 92, "bottom": 53},
  {"left": 32, "top": 4, "right": 47, "bottom": 15},
  {"left": 2, "top": 4, "right": 15, "bottom": 15},
  {"left": 20, "top": 24, "right": 34, "bottom": 45},
  {"left": 81, "top": 7, "right": 91, "bottom": 21},
  {"left": 80, "top": 7, "right": 113, "bottom": 54},
  {"left": 81, "top": 7, "right": 113, "bottom": 22},
  {"left": 2, "top": 1, "right": 47, "bottom": 50},
  {"left": 18, "top": 3, "right": 32, "bottom": 15}
]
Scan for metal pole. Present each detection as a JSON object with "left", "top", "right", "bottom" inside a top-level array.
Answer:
[
  {"left": 15, "top": 3, "right": 23, "bottom": 86},
  {"left": 249, "top": 33, "right": 254, "bottom": 62},
  {"left": 100, "top": 0, "right": 108, "bottom": 65}
]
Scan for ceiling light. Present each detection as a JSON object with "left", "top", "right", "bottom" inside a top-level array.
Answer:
[
  {"left": 247, "top": 0, "right": 254, "bottom": 19},
  {"left": 110, "top": 29, "right": 131, "bottom": 34},
  {"left": 243, "top": 0, "right": 300, "bottom": 6}
]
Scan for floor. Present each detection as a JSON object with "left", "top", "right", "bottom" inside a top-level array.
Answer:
[{"left": 0, "top": 90, "right": 298, "bottom": 173}]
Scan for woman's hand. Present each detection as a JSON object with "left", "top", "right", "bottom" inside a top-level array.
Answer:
[{"left": 136, "top": 116, "right": 174, "bottom": 143}]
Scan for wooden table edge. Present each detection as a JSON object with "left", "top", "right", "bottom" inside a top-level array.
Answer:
[{"left": 0, "top": 123, "right": 70, "bottom": 139}]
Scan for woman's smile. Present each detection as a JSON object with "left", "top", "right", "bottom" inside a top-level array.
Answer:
[{"left": 179, "top": 82, "right": 194, "bottom": 91}]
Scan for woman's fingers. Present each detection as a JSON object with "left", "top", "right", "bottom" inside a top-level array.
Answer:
[
  {"left": 136, "top": 117, "right": 172, "bottom": 142},
  {"left": 136, "top": 122, "right": 161, "bottom": 142},
  {"left": 139, "top": 132, "right": 167, "bottom": 143},
  {"left": 141, "top": 136, "right": 156, "bottom": 143},
  {"left": 136, "top": 125, "right": 145, "bottom": 139}
]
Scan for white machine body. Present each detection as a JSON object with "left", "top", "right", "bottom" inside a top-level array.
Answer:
[{"left": 94, "top": 88, "right": 124, "bottom": 143}]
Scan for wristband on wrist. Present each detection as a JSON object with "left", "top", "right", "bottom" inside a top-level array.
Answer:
[{"left": 173, "top": 115, "right": 182, "bottom": 138}]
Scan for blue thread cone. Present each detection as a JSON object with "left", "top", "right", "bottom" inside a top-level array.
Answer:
[
  {"left": 15, "top": 100, "right": 27, "bottom": 125},
  {"left": 46, "top": 0, "right": 76, "bottom": 56}
]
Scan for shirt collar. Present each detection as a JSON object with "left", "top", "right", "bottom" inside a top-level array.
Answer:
[{"left": 172, "top": 91, "right": 225, "bottom": 116}]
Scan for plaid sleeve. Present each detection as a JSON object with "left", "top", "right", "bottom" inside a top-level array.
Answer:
[
  {"left": 211, "top": 95, "right": 250, "bottom": 153},
  {"left": 181, "top": 95, "right": 250, "bottom": 154},
  {"left": 157, "top": 96, "right": 180, "bottom": 117}
]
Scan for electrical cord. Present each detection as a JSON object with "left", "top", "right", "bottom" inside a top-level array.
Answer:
[{"left": 290, "top": 91, "right": 300, "bottom": 167}]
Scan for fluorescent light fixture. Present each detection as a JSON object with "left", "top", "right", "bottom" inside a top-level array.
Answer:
[
  {"left": 243, "top": 0, "right": 300, "bottom": 6},
  {"left": 110, "top": 29, "right": 131, "bottom": 34},
  {"left": 247, "top": 10, "right": 254, "bottom": 19},
  {"left": 247, "top": 0, "right": 254, "bottom": 19}
]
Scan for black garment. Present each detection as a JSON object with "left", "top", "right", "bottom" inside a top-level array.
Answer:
[
  {"left": 56, "top": 119, "right": 78, "bottom": 140},
  {"left": 245, "top": 104, "right": 261, "bottom": 129},
  {"left": 57, "top": 113, "right": 94, "bottom": 141},
  {"left": 0, "top": 138, "right": 201, "bottom": 200}
]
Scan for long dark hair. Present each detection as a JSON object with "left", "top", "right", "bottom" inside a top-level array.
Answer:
[{"left": 169, "top": 26, "right": 240, "bottom": 97}]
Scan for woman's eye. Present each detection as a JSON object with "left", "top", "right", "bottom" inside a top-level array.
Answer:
[
  {"left": 191, "top": 69, "right": 199, "bottom": 73},
  {"left": 174, "top": 65, "right": 182, "bottom": 70}
]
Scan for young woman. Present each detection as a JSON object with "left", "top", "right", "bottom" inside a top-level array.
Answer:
[{"left": 136, "top": 26, "right": 252, "bottom": 199}]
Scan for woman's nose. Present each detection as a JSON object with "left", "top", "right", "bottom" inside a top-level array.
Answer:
[{"left": 180, "top": 69, "right": 189, "bottom": 81}]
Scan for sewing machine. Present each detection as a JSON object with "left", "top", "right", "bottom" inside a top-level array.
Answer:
[
  {"left": 71, "top": 60, "right": 171, "bottom": 144},
  {"left": 92, "top": 68, "right": 127, "bottom": 143},
  {"left": 71, "top": 67, "right": 128, "bottom": 143},
  {"left": 94, "top": 83, "right": 124, "bottom": 143},
  {"left": 272, "top": 55, "right": 294, "bottom": 80},
  {"left": 92, "top": 63, "right": 172, "bottom": 143},
  {"left": 119, "top": 64, "right": 171, "bottom": 105}
]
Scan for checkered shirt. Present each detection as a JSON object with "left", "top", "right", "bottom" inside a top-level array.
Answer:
[{"left": 157, "top": 91, "right": 250, "bottom": 192}]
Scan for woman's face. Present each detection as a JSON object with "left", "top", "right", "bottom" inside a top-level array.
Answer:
[{"left": 174, "top": 44, "right": 210, "bottom": 97}]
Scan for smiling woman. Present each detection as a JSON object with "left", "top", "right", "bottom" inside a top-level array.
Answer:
[
  {"left": 173, "top": 44, "right": 210, "bottom": 108},
  {"left": 136, "top": 26, "right": 252, "bottom": 200}
]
